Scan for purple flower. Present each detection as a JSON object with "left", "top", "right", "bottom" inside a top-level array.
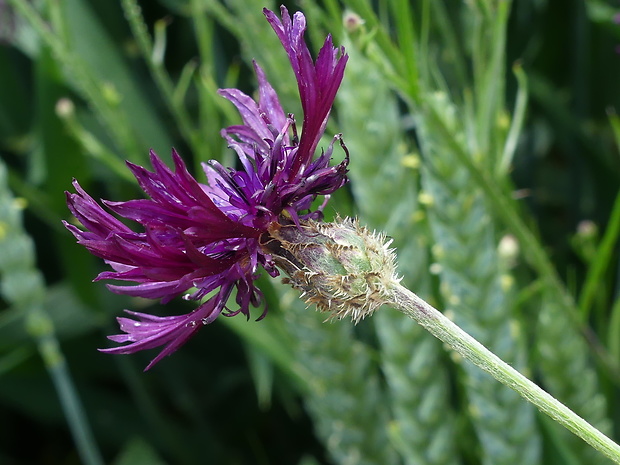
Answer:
[{"left": 64, "top": 6, "right": 348, "bottom": 370}]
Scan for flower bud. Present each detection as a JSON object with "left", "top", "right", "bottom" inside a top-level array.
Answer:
[
  {"left": 260, "top": 217, "right": 399, "bottom": 322},
  {"left": 343, "top": 11, "right": 365, "bottom": 33}
]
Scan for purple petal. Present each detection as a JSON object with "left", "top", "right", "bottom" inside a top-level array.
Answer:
[
  {"left": 68, "top": 7, "right": 350, "bottom": 370},
  {"left": 100, "top": 287, "right": 231, "bottom": 370},
  {"left": 264, "top": 6, "right": 348, "bottom": 176}
]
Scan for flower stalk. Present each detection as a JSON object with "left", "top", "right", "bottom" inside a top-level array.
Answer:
[
  {"left": 267, "top": 216, "right": 620, "bottom": 464},
  {"left": 388, "top": 283, "right": 620, "bottom": 464}
]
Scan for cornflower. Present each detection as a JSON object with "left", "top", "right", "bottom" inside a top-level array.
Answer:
[
  {"left": 61, "top": 9, "right": 620, "bottom": 463},
  {"left": 64, "top": 6, "right": 348, "bottom": 369}
]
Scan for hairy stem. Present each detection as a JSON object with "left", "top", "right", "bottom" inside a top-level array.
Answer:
[{"left": 387, "top": 283, "right": 620, "bottom": 464}]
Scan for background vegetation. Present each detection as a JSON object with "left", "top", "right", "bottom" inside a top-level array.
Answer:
[{"left": 1, "top": 0, "right": 619, "bottom": 464}]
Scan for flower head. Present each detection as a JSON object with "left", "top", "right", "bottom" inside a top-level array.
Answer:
[
  {"left": 262, "top": 217, "right": 399, "bottom": 323},
  {"left": 65, "top": 6, "right": 348, "bottom": 369}
]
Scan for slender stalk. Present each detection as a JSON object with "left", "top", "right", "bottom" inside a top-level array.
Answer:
[
  {"left": 578, "top": 188, "right": 620, "bottom": 321},
  {"left": 387, "top": 282, "right": 620, "bottom": 464},
  {"left": 120, "top": 0, "right": 201, "bottom": 158},
  {"left": 30, "top": 313, "right": 105, "bottom": 465},
  {"left": 500, "top": 63, "right": 528, "bottom": 174},
  {"left": 8, "top": 0, "right": 144, "bottom": 161}
]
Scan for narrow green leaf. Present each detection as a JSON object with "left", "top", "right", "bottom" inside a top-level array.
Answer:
[
  {"left": 60, "top": 0, "right": 174, "bottom": 158},
  {"left": 578, "top": 190, "right": 620, "bottom": 321}
]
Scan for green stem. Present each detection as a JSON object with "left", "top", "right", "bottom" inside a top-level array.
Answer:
[
  {"left": 578, "top": 188, "right": 620, "bottom": 321},
  {"left": 120, "top": 0, "right": 201, "bottom": 157},
  {"left": 8, "top": 0, "right": 143, "bottom": 161},
  {"left": 29, "top": 311, "right": 105, "bottom": 465},
  {"left": 387, "top": 282, "right": 620, "bottom": 464},
  {"left": 500, "top": 63, "right": 528, "bottom": 174}
]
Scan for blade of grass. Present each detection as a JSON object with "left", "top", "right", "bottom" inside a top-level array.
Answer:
[
  {"left": 9, "top": 0, "right": 141, "bottom": 162},
  {"left": 500, "top": 62, "right": 528, "bottom": 174},
  {"left": 579, "top": 189, "right": 620, "bottom": 321},
  {"left": 389, "top": 0, "right": 419, "bottom": 101},
  {"left": 120, "top": 0, "right": 203, "bottom": 158}
]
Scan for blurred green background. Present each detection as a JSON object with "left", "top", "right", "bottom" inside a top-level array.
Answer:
[{"left": 1, "top": 0, "right": 620, "bottom": 464}]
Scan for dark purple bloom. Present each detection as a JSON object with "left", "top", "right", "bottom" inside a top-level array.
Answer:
[{"left": 64, "top": 6, "right": 348, "bottom": 369}]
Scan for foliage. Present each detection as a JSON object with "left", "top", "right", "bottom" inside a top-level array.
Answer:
[{"left": 1, "top": 0, "right": 619, "bottom": 464}]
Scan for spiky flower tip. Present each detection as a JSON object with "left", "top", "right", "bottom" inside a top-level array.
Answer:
[
  {"left": 261, "top": 217, "right": 400, "bottom": 322},
  {"left": 64, "top": 6, "right": 348, "bottom": 370}
]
